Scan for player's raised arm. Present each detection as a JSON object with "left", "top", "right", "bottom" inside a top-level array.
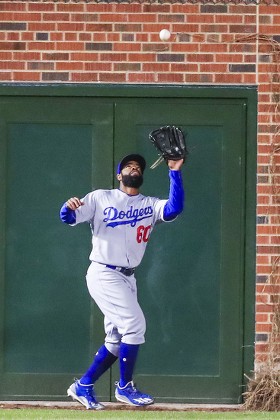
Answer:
[
  {"left": 148, "top": 125, "right": 187, "bottom": 221},
  {"left": 163, "top": 159, "right": 185, "bottom": 221}
]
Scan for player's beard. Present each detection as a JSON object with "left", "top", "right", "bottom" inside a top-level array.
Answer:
[{"left": 122, "top": 174, "right": 143, "bottom": 188}]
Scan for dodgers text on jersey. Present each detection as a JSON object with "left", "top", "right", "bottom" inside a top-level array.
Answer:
[{"left": 103, "top": 205, "right": 153, "bottom": 228}]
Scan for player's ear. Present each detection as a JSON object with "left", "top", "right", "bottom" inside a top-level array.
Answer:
[{"left": 116, "top": 173, "right": 122, "bottom": 182}]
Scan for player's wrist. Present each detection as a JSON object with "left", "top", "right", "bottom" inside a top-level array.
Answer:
[{"left": 167, "top": 159, "right": 184, "bottom": 171}]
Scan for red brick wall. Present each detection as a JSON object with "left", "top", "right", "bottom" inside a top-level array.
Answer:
[
  {"left": 0, "top": 0, "right": 279, "bottom": 369},
  {"left": 256, "top": 5, "right": 280, "bottom": 367}
]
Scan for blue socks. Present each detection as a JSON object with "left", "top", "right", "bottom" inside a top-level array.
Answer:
[
  {"left": 79, "top": 345, "right": 117, "bottom": 385},
  {"left": 119, "top": 343, "right": 139, "bottom": 387},
  {"left": 79, "top": 343, "right": 140, "bottom": 386}
]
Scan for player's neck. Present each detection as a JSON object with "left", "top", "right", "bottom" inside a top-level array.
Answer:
[{"left": 119, "top": 184, "right": 140, "bottom": 196}]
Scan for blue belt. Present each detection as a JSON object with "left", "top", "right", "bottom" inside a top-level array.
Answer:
[{"left": 106, "top": 265, "right": 135, "bottom": 277}]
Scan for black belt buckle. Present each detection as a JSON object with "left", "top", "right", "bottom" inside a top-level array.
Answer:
[{"left": 120, "top": 267, "right": 135, "bottom": 276}]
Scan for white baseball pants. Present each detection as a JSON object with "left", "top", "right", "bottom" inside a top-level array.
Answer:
[{"left": 86, "top": 262, "right": 146, "bottom": 357}]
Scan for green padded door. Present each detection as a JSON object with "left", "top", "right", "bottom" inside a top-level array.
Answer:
[
  {"left": 0, "top": 86, "right": 256, "bottom": 404},
  {"left": 0, "top": 97, "right": 113, "bottom": 400},
  {"left": 113, "top": 98, "right": 247, "bottom": 403}
]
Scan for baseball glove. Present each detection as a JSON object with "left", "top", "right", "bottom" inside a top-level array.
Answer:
[{"left": 149, "top": 125, "right": 187, "bottom": 169}]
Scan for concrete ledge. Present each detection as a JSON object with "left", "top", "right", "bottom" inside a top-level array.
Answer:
[{"left": 0, "top": 401, "right": 243, "bottom": 411}]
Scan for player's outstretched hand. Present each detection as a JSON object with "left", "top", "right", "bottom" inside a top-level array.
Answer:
[
  {"left": 66, "top": 197, "right": 84, "bottom": 210},
  {"left": 168, "top": 159, "right": 184, "bottom": 171}
]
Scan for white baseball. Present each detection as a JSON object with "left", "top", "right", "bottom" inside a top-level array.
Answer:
[{"left": 159, "top": 29, "right": 171, "bottom": 41}]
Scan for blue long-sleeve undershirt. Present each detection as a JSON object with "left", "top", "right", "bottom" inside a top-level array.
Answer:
[{"left": 163, "top": 170, "right": 184, "bottom": 221}]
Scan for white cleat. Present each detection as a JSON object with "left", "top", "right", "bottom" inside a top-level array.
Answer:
[
  {"left": 67, "top": 380, "right": 105, "bottom": 410},
  {"left": 115, "top": 381, "right": 154, "bottom": 406}
]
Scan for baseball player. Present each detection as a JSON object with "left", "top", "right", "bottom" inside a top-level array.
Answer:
[{"left": 60, "top": 153, "right": 184, "bottom": 410}]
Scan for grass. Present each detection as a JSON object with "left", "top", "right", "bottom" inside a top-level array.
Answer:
[{"left": 0, "top": 409, "right": 280, "bottom": 419}]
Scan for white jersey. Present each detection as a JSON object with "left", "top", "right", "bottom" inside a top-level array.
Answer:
[{"left": 72, "top": 188, "right": 169, "bottom": 268}]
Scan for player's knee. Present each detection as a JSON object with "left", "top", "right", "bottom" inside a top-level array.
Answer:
[
  {"left": 105, "top": 342, "right": 120, "bottom": 357},
  {"left": 123, "top": 314, "right": 146, "bottom": 344}
]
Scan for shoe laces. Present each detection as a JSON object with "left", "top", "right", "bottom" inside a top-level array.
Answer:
[
  {"left": 119, "top": 381, "right": 142, "bottom": 397},
  {"left": 77, "top": 382, "right": 96, "bottom": 401},
  {"left": 83, "top": 386, "right": 93, "bottom": 397}
]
